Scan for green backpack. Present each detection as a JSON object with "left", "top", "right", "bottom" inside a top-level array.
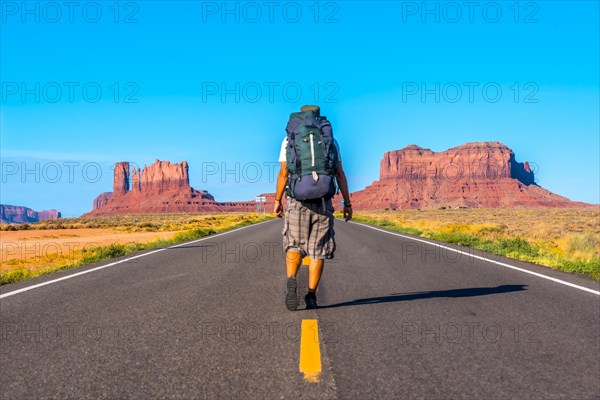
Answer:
[{"left": 285, "top": 110, "right": 339, "bottom": 200}]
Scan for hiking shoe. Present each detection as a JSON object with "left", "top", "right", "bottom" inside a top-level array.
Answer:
[
  {"left": 305, "top": 292, "right": 318, "bottom": 310},
  {"left": 285, "top": 276, "right": 298, "bottom": 311}
]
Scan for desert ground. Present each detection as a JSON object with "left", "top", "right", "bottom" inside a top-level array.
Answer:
[
  {"left": 1, "top": 228, "right": 183, "bottom": 273},
  {"left": 349, "top": 207, "right": 599, "bottom": 280},
  {"left": 1, "top": 208, "right": 598, "bottom": 284},
  {"left": 0, "top": 213, "right": 272, "bottom": 284}
]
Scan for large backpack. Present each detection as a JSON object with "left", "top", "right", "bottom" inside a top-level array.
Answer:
[{"left": 285, "top": 110, "right": 339, "bottom": 201}]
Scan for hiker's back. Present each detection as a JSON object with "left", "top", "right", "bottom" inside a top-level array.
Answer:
[{"left": 284, "top": 109, "right": 339, "bottom": 201}]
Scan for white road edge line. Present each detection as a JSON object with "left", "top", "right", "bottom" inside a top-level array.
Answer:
[
  {"left": 0, "top": 219, "right": 276, "bottom": 299},
  {"left": 349, "top": 221, "right": 600, "bottom": 296}
]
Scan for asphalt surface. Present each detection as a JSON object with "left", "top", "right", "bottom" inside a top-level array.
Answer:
[{"left": 1, "top": 219, "right": 599, "bottom": 399}]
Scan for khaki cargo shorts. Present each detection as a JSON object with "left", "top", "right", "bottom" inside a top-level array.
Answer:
[{"left": 282, "top": 196, "right": 336, "bottom": 260}]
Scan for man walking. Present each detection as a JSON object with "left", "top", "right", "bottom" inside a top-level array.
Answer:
[{"left": 274, "top": 105, "right": 352, "bottom": 311}]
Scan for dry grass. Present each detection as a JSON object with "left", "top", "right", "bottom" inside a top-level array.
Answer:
[
  {"left": 4, "top": 208, "right": 597, "bottom": 283},
  {"left": 348, "top": 208, "right": 600, "bottom": 280},
  {"left": 1, "top": 229, "right": 183, "bottom": 273},
  {"left": 1, "top": 212, "right": 266, "bottom": 232},
  {"left": 0, "top": 212, "right": 273, "bottom": 284}
]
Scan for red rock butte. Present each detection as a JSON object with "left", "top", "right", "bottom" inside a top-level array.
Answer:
[
  {"left": 85, "top": 160, "right": 260, "bottom": 216},
  {"left": 86, "top": 142, "right": 592, "bottom": 216},
  {"left": 1, "top": 205, "right": 61, "bottom": 224},
  {"left": 341, "top": 142, "right": 591, "bottom": 210}
]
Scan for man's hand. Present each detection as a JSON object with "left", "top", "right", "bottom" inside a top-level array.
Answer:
[
  {"left": 274, "top": 200, "right": 284, "bottom": 218},
  {"left": 275, "top": 163, "right": 288, "bottom": 218},
  {"left": 343, "top": 205, "right": 353, "bottom": 221},
  {"left": 335, "top": 163, "right": 352, "bottom": 222}
]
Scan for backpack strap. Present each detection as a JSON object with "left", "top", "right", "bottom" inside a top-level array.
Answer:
[
  {"left": 316, "top": 120, "right": 334, "bottom": 170},
  {"left": 285, "top": 122, "right": 302, "bottom": 173},
  {"left": 317, "top": 130, "right": 328, "bottom": 160},
  {"left": 289, "top": 133, "right": 301, "bottom": 173},
  {"left": 309, "top": 131, "right": 319, "bottom": 181}
]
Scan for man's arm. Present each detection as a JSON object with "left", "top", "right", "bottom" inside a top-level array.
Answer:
[
  {"left": 335, "top": 162, "right": 353, "bottom": 221},
  {"left": 274, "top": 162, "right": 288, "bottom": 217}
]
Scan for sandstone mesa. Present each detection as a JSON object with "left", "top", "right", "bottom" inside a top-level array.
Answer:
[
  {"left": 343, "top": 141, "right": 589, "bottom": 210},
  {"left": 85, "top": 160, "right": 259, "bottom": 216},
  {"left": 0, "top": 205, "right": 61, "bottom": 224},
  {"left": 86, "top": 142, "right": 591, "bottom": 216}
]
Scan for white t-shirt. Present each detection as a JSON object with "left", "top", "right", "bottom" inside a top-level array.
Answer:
[{"left": 278, "top": 137, "right": 342, "bottom": 163}]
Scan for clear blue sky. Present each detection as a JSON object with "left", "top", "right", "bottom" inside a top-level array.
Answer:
[{"left": 1, "top": 1, "right": 598, "bottom": 216}]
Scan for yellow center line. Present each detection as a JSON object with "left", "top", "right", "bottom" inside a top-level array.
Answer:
[{"left": 299, "top": 319, "right": 322, "bottom": 383}]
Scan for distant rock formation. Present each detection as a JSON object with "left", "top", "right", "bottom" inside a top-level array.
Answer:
[
  {"left": 113, "top": 161, "right": 130, "bottom": 196},
  {"left": 379, "top": 143, "right": 535, "bottom": 184},
  {"left": 93, "top": 192, "right": 113, "bottom": 210},
  {"left": 1, "top": 205, "right": 61, "bottom": 224},
  {"left": 346, "top": 142, "right": 591, "bottom": 209},
  {"left": 85, "top": 142, "right": 592, "bottom": 216},
  {"left": 37, "top": 209, "right": 61, "bottom": 220},
  {"left": 85, "top": 160, "right": 257, "bottom": 216}
]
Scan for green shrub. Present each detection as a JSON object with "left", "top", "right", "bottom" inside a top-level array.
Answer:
[
  {"left": 0, "top": 269, "right": 30, "bottom": 285},
  {"left": 496, "top": 237, "right": 539, "bottom": 258}
]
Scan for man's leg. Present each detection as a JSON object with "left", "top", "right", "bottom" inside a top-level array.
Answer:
[
  {"left": 286, "top": 250, "right": 302, "bottom": 278},
  {"left": 304, "top": 199, "right": 334, "bottom": 310},
  {"left": 304, "top": 258, "right": 324, "bottom": 310},
  {"left": 285, "top": 250, "right": 302, "bottom": 311},
  {"left": 282, "top": 197, "right": 307, "bottom": 312},
  {"left": 308, "top": 258, "right": 324, "bottom": 291}
]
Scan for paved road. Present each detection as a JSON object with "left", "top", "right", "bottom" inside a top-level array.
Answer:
[{"left": 1, "top": 219, "right": 599, "bottom": 399}]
